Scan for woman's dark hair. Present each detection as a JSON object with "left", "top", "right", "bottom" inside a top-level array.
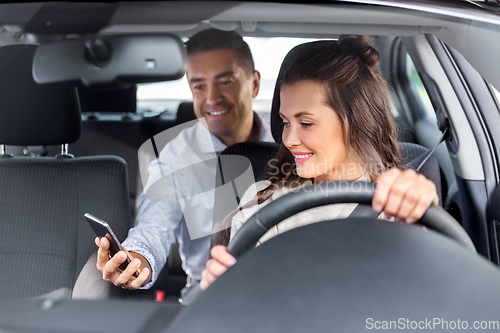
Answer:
[
  {"left": 258, "top": 35, "right": 402, "bottom": 203},
  {"left": 221, "top": 36, "right": 402, "bottom": 245}
]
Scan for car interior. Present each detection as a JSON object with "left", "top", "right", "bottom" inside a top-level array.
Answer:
[
  {"left": 1, "top": 1, "right": 500, "bottom": 332},
  {"left": 0, "top": 44, "right": 133, "bottom": 299}
]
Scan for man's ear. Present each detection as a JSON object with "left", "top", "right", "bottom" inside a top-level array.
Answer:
[
  {"left": 251, "top": 70, "right": 261, "bottom": 98},
  {"left": 185, "top": 72, "right": 194, "bottom": 93}
]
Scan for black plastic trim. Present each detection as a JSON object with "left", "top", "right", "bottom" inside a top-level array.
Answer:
[
  {"left": 426, "top": 34, "right": 491, "bottom": 259},
  {"left": 394, "top": 41, "right": 429, "bottom": 120}
]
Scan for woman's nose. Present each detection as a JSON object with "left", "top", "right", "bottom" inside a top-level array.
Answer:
[{"left": 283, "top": 126, "right": 301, "bottom": 147}]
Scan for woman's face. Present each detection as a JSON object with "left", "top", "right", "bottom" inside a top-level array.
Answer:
[{"left": 280, "top": 81, "right": 362, "bottom": 182}]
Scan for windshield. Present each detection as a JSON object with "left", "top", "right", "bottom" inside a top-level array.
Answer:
[{"left": 136, "top": 37, "right": 325, "bottom": 114}]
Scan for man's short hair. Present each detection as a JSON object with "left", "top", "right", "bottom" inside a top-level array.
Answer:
[{"left": 185, "top": 29, "right": 255, "bottom": 76}]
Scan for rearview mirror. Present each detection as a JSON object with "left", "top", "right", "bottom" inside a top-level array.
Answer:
[{"left": 33, "top": 34, "right": 187, "bottom": 88}]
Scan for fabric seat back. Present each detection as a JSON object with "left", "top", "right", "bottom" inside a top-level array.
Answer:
[
  {"left": 0, "top": 157, "right": 130, "bottom": 298},
  {"left": 0, "top": 44, "right": 131, "bottom": 299},
  {"left": 210, "top": 142, "right": 280, "bottom": 248}
]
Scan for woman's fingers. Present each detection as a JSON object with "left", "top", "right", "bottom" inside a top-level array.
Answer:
[
  {"left": 372, "top": 168, "right": 400, "bottom": 214},
  {"left": 200, "top": 246, "right": 237, "bottom": 290},
  {"left": 200, "top": 268, "right": 215, "bottom": 290},
  {"left": 207, "top": 257, "right": 231, "bottom": 277},
  {"left": 210, "top": 245, "right": 237, "bottom": 267},
  {"left": 200, "top": 261, "right": 221, "bottom": 290},
  {"left": 397, "top": 173, "right": 437, "bottom": 222},
  {"left": 373, "top": 168, "right": 438, "bottom": 223},
  {"left": 380, "top": 169, "right": 416, "bottom": 218},
  {"left": 405, "top": 194, "right": 435, "bottom": 224}
]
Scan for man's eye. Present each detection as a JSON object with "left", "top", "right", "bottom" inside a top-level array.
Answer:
[
  {"left": 194, "top": 85, "right": 204, "bottom": 90},
  {"left": 220, "top": 80, "right": 232, "bottom": 86}
]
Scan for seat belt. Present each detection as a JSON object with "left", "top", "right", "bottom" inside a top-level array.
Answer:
[
  {"left": 402, "top": 126, "right": 448, "bottom": 171},
  {"left": 349, "top": 125, "right": 449, "bottom": 219}
]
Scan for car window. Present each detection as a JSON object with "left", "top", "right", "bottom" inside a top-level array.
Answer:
[
  {"left": 492, "top": 85, "right": 500, "bottom": 107},
  {"left": 405, "top": 53, "right": 436, "bottom": 121},
  {"left": 136, "top": 37, "right": 324, "bottom": 114}
]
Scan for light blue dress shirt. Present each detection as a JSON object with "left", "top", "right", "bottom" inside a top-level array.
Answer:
[{"left": 123, "top": 113, "right": 273, "bottom": 288}]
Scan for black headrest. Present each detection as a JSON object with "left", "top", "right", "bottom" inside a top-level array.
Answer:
[
  {"left": 271, "top": 40, "right": 336, "bottom": 143},
  {"left": 176, "top": 102, "right": 197, "bottom": 125},
  {"left": 0, "top": 44, "right": 81, "bottom": 145},
  {"left": 78, "top": 86, "right": 137, "bottom": 113}
]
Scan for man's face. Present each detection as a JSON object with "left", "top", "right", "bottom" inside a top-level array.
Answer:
[{"left": 187, "top": 49, "right": 260, "bottom": 141}]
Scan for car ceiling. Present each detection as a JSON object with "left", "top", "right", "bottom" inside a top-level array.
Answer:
[{"left": 1, "top": 1, "right": 500, "bottom": 91}]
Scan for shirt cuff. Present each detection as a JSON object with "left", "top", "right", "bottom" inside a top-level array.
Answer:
[{"left": 122, "top": 239, "right": 159, "bottom": 290}]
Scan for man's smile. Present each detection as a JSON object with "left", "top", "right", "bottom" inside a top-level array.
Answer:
[{"left": 206, "top": 109, "right": 229, "bottom": 116}]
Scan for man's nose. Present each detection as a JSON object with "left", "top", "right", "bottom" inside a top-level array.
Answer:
[{"left": 206, "top": 83, "right": 223, "bottom": 105}]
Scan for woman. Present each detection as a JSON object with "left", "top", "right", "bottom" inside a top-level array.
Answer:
[{"left": 200, "top": 36, "right": 438, "bottom": 290}]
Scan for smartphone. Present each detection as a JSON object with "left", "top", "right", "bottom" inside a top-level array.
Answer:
[{"left": 85, "top": 213, "right": 139, "bottom": 277}]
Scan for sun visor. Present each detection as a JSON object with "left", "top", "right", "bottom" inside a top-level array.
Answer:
[{"left": 32, "top": 34, "right": 187, "bottom": 89}]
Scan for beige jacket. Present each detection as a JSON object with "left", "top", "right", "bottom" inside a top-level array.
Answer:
[{"left": 230, "top": 175, "right": 384, "bottom": 245}]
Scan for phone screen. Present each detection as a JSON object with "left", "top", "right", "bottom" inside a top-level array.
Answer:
[{"left": 85, "top": 213, "right": 139, "bottom": 277}]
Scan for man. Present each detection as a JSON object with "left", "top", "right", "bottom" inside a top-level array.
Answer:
[{"left": 95, "top": 29, "right": 273, "bottom": 291}]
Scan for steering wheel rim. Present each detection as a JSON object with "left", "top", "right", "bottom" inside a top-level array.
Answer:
[{"left": 227, "top": 181, "right": 475, "bottom": 258}]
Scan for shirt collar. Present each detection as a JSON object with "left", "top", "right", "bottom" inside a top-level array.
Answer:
[{"left": 198, "top": 111, "right": 274, "bottom": 155}]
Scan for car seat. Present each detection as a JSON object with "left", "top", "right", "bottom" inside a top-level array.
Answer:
[
  {"left": 210, "top": 40, "right": 442, "bottom": 248},
  {"left": 175, "top": 102, "right": 196, "bottom": 125},
  {"left": 0, "top": 44, "right": 131, "bottom": 299},
  {"left": 72, "top": 86, "right": 140, "bottom": 219}
]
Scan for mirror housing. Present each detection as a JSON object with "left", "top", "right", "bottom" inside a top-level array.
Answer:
[{"left": 33, "top": 34, "right": 187, "bottom": 88}]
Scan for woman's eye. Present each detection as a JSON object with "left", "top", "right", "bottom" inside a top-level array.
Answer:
[
  {"left": 301, "top": 122, "right": 312, "bottom": 128},
  {"left": 282, "top": 121, "right": 290, "bottom": 128}
]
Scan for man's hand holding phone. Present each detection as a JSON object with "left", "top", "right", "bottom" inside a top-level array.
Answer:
[{"left": 95, "top": 237, "right": 151, "bottom": 290}]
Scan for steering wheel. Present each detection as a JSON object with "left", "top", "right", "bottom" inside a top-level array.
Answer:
[
  {"left": 168, "top": 181, "right": 500, "bottom": 333},
  {"left": 227, "top": 181, "right": 475, "bottom": 258}
]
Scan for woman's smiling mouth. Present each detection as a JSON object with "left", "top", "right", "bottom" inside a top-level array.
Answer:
[{"left": 292, "top": 152, "right": 314, "bottom": 163}]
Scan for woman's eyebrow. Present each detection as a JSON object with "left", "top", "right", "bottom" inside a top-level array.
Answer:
[
  {"left": 279, "top": 111, "right": 314, "bottom": 119},
  {"left": 293, "top": 111, "right": 314, "bottom": 118}
]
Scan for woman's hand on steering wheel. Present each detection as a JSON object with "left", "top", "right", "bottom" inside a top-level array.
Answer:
[
  {"left": 372, "top": 168, "right": 439, "bottom": 224},
  {"left": 202, "top": 168, "right": 440, "bottom": 290},
  {"left": 200, "top": 245, "right": 236, "bottom": 290}
]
